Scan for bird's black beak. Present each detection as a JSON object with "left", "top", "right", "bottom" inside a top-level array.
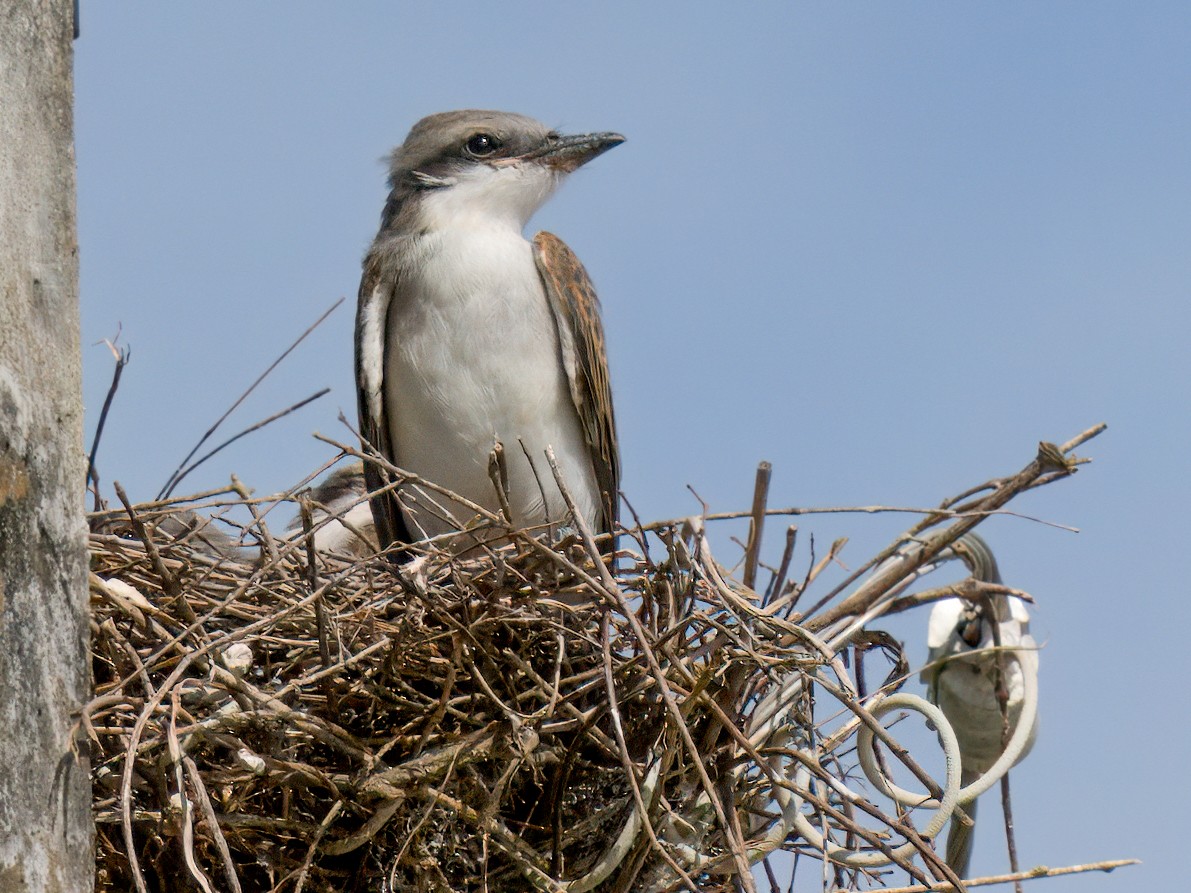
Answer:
[{"left": 524, "top": 132, "right": 625, "bottom": 172}]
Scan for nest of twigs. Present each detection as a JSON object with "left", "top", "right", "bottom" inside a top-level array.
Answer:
[{"left": 85, "top": 427, "right": 1105, "bottom": 893}]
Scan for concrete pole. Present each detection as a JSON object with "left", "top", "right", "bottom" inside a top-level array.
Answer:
[{"left": 0, "top": 1, "right": 93, "bottom": 891}]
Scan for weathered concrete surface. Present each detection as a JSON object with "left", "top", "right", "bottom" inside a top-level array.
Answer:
[{"left": 0, "top": 1, "right": 93, "bottom": 891}]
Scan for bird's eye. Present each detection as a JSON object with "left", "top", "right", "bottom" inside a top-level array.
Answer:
[{"left": 464, "top": 133, "right": 500, "bottom": 157}]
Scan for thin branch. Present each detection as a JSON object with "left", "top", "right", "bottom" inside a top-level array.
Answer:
[
  {"left": 874, "top": 858, "right": 1138, "bottom": 892},
  {"left": 743, "top": 460, "right": 772, "bottom": 592},
  {"left": 157, "top": 297, "right": 344, "bottom": 499},
  {"left": 161, "top": 387, "right": 330, "bottom": 499},
  {"left": 87, "top": 336, "right": 130, "bottom": 512},
  {"left": 764, "top": 525, "right": 798, "bottom": 608}
]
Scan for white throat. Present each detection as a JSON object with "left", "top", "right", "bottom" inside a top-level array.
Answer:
[{"left": 414, "top": 162, "right": 562, "bottom": 234}]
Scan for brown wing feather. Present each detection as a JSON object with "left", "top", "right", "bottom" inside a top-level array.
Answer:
[
  {"left": 355, "top": 248, "right": 412, "bottom": 553},
  {"left": 532, "top": 231, "right": 620, "bottom": 533}
]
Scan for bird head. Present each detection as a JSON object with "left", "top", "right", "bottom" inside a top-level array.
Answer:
[{"left": 381, "top": 110, "right": 624, "bottom": 232}]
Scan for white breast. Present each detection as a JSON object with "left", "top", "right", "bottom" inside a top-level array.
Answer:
[{"left": 382, "top": 223, "right": 599, "bottom": 540}]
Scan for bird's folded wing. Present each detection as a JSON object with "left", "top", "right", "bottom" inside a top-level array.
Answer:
[
  {"left": 532, "top": 231, "right": 620, "bottom": 533},
  {"left": 355, "top": 248, "right": 412, "bottom": 550}
]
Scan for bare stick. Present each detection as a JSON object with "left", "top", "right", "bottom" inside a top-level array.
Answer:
[
  {"left": 299, "top": 496, "right": 332, "bottom": 671},
  {"left": 158, "top": 297, "right": 344, "bottom": 499},
  {"left": 764, "top": 524, "right": 798, "bottom": 608},
  {"left": 87, "top": 336, "right": 130, "bottom": 512},
  {"left": 161, "top": 387, "right": 330, "bottom": 499},
  {"left": 874, "top": 858, "right": 1138, "bottom": 893},
  {"left": 488, "top": 441, "right": 514, "bottom": 524},
  {"left": 987, "top": 598, "right": 1023, "bottom": 890},
  {"left": 743, "top": 460, "right": 772, "bottom": 592},
  {"left": 182, "top": 755, "right": 243, "bottom": 893},
  {"left": 290, "top": 801, "right": 344, "bottom": 893},
  {"left": 640, "top": 504, "right": 1079, "bottom": 535},
  {"left": 1001, "top": 772, "right": 1022, "bottom": 893}
]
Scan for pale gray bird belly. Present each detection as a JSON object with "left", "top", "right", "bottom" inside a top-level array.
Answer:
[
  {"left": 933, "top": 646, "right": 1038, "bottom": 774},
  {"left": 383, "top": 229, "right": 599, "bottom": 540}
]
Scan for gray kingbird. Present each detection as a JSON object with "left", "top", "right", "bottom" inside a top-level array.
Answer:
[{"left": 355, "top": 110, "right": 622, "bottom": 551}]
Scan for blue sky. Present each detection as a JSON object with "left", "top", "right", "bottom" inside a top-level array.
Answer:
[{"left": 75, "top": 4, "right": 1189, "bottom": 888}]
